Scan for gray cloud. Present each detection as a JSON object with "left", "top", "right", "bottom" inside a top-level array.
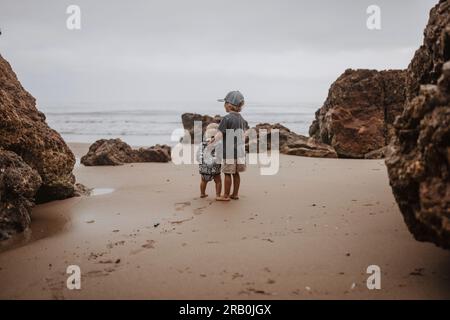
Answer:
[{"left": 0, "top": 0, "right": 438, "bottom": 105}]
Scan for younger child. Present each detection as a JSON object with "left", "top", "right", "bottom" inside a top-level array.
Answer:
[{"left": 197, "top": 123, "right": 222, "bottom": 199}]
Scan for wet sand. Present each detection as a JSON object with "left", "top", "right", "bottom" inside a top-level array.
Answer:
[{"left": 0, "top": 142, "right": 449, "bottom": 299}]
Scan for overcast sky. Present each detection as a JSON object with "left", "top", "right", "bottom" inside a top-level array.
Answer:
[{"left": 0, "top": 0, "right": 438, "bottom": 106}]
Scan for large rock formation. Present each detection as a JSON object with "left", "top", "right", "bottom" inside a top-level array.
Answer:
[
  {"left": 405, "top": 0, "right": 450, "bottom": 100},
  {"left": 0, "top": 149, "right": 42, "bottom": 240},
  {"left": 81, "top": 138, "right": 171, "bottom": 166},
  {"left": 386, "top": 0, "right": 450, "bottom": 250},
  {"left": 309, "top": 69, "right": 406, "bottom": 158},
  {"left": 386, "top": 64, "right": 450, "bottom": 250},
  {"left": 0, "top": 54, "right": 76, "bottom": 203},
  {"left": 250, "top": 123, "right": 338, "bottom": 158},
  {"left": 181, "top": 113, "right": 221, "bottom": 143}
]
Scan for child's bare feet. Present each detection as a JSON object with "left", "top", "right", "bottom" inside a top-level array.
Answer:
[
  {"left": 230, "top": 195, "right": 239, "bottom": 200},
  {"left": 216, "top": 196, "right": 230, "bottom": 201},
  {"left": 200, "top": 194, "right": 208, "bottom": 198}
]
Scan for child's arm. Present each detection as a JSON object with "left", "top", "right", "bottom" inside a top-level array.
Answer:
[
  {"left": 209, "top": 118, "right": 226, "bottom": 145},
  {"left": 243, "top": 120, "right": 250, "bottom": 138},
  {"left": 209, "top": 131, "right": 223, "bottom": 145}
]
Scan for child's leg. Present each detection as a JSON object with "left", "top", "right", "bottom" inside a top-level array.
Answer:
[
  {"left": 217, "top": 173, "right": 231, "bottom": 201},
  {"left": 231, "top": 172, "right": 240, "bottom": 199},
  {"left": 200, "top": 178, "right": 208, "bottom": 198},
  {"left": 223, "top": 173, "right": 232, "bottom": 197},
  {"left": 213, "top": 175, "right": 222, "bottom": 198}
]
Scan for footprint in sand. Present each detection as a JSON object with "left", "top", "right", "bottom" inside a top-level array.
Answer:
[
  {"left": 142, "top": 240, "right": 155, "bottom": 249},
  {"left": 239, "top": 288, "right": 272, "bottom": 296},
  {"left": 410, "top": 268, "right": 425, "bottom": 276},
  {"left": 291, "top": 289, "right": 301, "bottom": 296},
  {"left": 85, "top": 263, "right": 120, "bottom": 278},
  {"left": 194, "top": 206, "right": 207, "bottom": 215},
  {"left": 85, "top": 269, "right": 109, "bottom": 278},
  {"left": 131, "top": 240, "right": 156, "bottom": 255},
  {"left": 175, "top": 201, "right": 191, "bottom": 211},
  {"left": 45, "top": 276, "right": 65, "bottom": 300},
  {"left": 106, "top": 240, "right": 125, "bottom": 249},
  {"left": 97, "top": 259, "right": 120, "bottom": 264},
  {"left": 170, "top": 217, "right": 194, "bottom": 225},
  {"left": 232, "top": 272, "right": 244, "bottom": 280},
  {"left": 88, "top": 251, "right": 107, "bottom": 261}
]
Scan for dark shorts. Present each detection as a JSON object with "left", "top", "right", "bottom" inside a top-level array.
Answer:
[{"left": 199, "top": 163, "right": 222, "bottom": 182}]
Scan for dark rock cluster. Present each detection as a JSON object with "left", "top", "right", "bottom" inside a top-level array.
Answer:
[
  {"left": 250, "top": 123, "right": 337, "bottom": 158},
  {"left": 81, "top": 138, "right": 171, "bottom": 166},
  {"left": 0, "top": 149, "right": 42, "bottom": 240}
]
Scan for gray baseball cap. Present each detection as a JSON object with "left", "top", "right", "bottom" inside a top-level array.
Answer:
[{"left": 217, "top": 90, "right": 245, "bottom": 106}]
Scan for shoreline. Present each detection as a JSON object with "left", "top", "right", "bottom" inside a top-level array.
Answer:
[{"left": 0, "top": 142, "right": 449, "bottom": 299}]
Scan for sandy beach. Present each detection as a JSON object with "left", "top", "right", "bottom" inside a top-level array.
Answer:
[{"left": 0, "top": 142, "right": 448, "bottom": 299}]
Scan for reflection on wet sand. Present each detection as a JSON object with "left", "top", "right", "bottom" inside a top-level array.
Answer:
[{"left": 91, "top": 188, "right": 115, "bottom": 196}]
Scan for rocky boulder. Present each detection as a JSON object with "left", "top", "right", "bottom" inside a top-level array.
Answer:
[
  {"left": 81, "top": 139, "right": 139, "bottom": 166},
  {"left": 364, "top": 147, "right": 386, "bottom": 160},
  {"left": 386, "top": 0, "right": 450, "bottom": 250},
  {"left": 386, "top": 63, "right": 450, "bottom": 250},
  {"left": 281, "top": 136, "right": 338, "bottom": 158},
  {"left": 405, "top": 0, "right": 450, "bottom": 100},
  {"left": 0, "top": 149, "right": 42, "bottom": 240},
  {"left": 81, "top": 138, "right": 171, "bottom": 166},
  {"left": 250, "top": 123, "right": 337, "bottom": 158},
  {"left": 309, "top": 69, "right": 406, "bottom": 158},
  {"left": 0, "top": 54, "right": 76, "bottom": 203},
  {"left": 135, "top": 144, "right": 172, "bottom": 163},
  {"left": 181, "top": 113, "right": 221, "bottom": 143}
]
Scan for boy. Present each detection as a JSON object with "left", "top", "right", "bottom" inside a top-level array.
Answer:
[{"left": 211, "top": 90, "right": 249, "bottom": 201}]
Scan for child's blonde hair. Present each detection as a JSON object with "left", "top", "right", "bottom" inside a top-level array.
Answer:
[
  {"left": 226, "top": 101, "right": 245, "bottom": 113},
  {"left": 205, "top": 123, "right": 219, "bottom": 140}
]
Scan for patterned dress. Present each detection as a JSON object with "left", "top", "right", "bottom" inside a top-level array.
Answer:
[{"left": 198, "top": 141, "right": 222, "bottom": 181}]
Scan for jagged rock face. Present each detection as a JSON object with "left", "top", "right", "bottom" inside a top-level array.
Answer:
[
  {"left": 250, "top": 123, "right": 337, "bottom": 158},
  {"left": 309, "top": 69, "right": 406, "bottom": 158},
  {"left": 386, "top": 63, "right": 450, "bottom": 250},
  {"left": 81, "top": 138, "right": 171, "bottom": 166},
  {"left": 281, "top": 136, "right": 338, "bottom": 158},
  {"left": 406, "top": 0, "right": 450, "bottom": 100},
  {"left": 386, "top": 0, "right": 450, "bottom": 250},
  {"left": 81, "top": 139, "right": 138, "bottom": 166},
  {"left": 136, "top": 145, "right": 172, "bottom": 163},
  {"left": 181, "top": 113, "right": 221, "bottom": 143},
  {"left": 364, "top": 147, "right": 386, "bottom": 160},
  {"left": 0, "top": 55, "right": 75, "bottom": 203},
  {"left": 0, "top": 149, "right": 42, "bottom": 240},
  {"left": 383, "top": 70, "right": 409, "bottom": 144}
]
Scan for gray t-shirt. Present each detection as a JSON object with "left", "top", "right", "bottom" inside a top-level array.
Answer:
[{"left": 218, "top": 112, "right": 249, "bottom": 160}]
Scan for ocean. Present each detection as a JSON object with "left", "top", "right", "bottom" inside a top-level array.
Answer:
[{"left": 40, "top": 102, "right": 318, "bottom": 147}]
